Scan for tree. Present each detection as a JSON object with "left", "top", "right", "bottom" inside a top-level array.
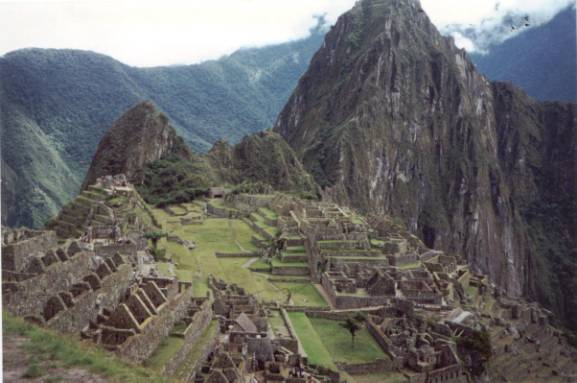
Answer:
[
  {"left": 144, "top": 231, "right": 167, "bottom": 250},
  {"left": 341, "top": 318, "right": 361, "bottom": 348}
]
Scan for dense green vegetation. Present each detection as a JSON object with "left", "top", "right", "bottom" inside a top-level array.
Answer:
[
  {"left": 1, "top": 23, "right": 325, "bottom": 228},
  {"left": 137, "top": 155, "right": 215, "bottom": 206}
]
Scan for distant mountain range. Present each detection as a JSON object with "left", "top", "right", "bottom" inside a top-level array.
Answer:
[
  {"left": 1, "top": 6, "right": 575, "bottom": 229},
  {"left": 470, "top": 5, "right": 576, "bottom": 102},
  {"left": 0, "top": 24, "right": 325, "bottom": 227}
]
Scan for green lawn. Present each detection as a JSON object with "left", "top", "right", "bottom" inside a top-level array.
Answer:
[
  {"left": 287, "top": 312, "right": 386, "bottom": 368},
  {"left": 150, "top": 208, "right": 324, "bottom": 307},
  {"left": 308, "top": 317, "right": 386, "bottom": 364},
  {"left": 249, "top": 259, "right": 271, "bottom": 272},
  {"left": 287, "top": 312, "right": 336, "bottom": 369},
  {"left": 272, "top": 283, "right": 327, "bottom": 307}
]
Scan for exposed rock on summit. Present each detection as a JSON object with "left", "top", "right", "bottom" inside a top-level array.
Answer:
[{"left": 82, "top": 101, "right": 190, "bottom": 189}]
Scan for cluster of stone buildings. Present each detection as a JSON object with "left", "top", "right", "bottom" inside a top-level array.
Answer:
[{"left": 191, "top": 277, "right": 337, "bottom": 383}]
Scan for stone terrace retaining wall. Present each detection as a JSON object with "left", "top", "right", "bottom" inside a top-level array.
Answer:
[
  {"left": 163, "top": 299, "right": 213, "bottom": 376},
  {"left": 207, "top": 203, "right": 246, "bottom": 219},
  {"left": 272, "top": 266, "right": 310, "bottom": 276},
  {"left": 3, "top": 251, "right": 93, "bottom": 318},
  {"left": 336, "top": 359, "right": 395, "bottom": 375},
  {"left": 118, "top": 285, "right": 194, "bottom": 364},
  {"left": 2, "top": 231, "right": 57, "bottom": 272},
  {"left": 47, "top": 263, "right": 133, "bottom": 333},
  {"left": 321, "top": 276, "right": 390, "bottom": 309}
]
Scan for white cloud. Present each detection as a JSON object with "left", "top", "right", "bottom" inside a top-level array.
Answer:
[
  {"left": 0, "top": 0, "right": 356, "bottom": 67},
  {"left": 450, "top": 32, "right": 476, "bottom": 51},
  {"left": 420, "top": 0, "right": 575, "bottom": 52},
  {"left": 0, "top": 0, "right": 573, "bottom": 65}
]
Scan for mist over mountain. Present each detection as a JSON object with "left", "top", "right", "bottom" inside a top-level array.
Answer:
[
  {"left": 470, "top": 5, "right": 577, "bottom": 102},
  {"left": 0, "top": 24, "right": 325, "bottom": 228}
]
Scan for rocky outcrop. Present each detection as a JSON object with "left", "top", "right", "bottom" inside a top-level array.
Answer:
[
  {"left": 207, "top": 131, "right": 318, "bottom": 194},
  {"left": 82, "top": 101, "right": 190, "bottom": 189},
  {"left": 275, "top": 0, "right": 577, "bottom": 328}
]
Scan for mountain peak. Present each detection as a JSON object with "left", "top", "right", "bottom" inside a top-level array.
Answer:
[
  {"left": 274, "top": 0, "right": 577, "bottom": 331},
  {"left": 82, "top": 101, "right": 190, "bottom": 188}
]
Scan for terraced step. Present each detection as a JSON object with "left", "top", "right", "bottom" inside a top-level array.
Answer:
[
  {"left": 280, "top": 252, "right": 308, "bottom": 263},
  {"left": 255, "top": 208, "right": 278, "bottom": 226},
  {"left": 284, "top": 245, "right": 306, "bottom": 253},
  {"left": 271, "top": 258, "right": 310, "bottom": 276}
]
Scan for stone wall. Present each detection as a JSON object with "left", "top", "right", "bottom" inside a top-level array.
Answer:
[
  {"left": 117, "top": 284, "right": 194, "bottom": 364},
  {"left": 94, "top": 243, "right": 139, "bottom": 259},
  {"left": 272, "top": 266, "right": 310, "bottom": 276},
  {"left": 2, "top": 230, "right": 57, "bottom": 272},
  {"left": 280, "top": 253, "right": 308, "bottom": 263},
  {"left": 321, "top": 275, "right": 390, "bottom": 309},
  {"left": 206, "top": 203, "right": 246, "bottom": 219},
  {"left": 163, "top": 299, "right": 213, "bottom": 376},
  {"left": 3, "top": 250, "right": 93, "bottom": 318},
  {"left": 47, "top": 263, "right": 133, "bottom": 333},
  {"left": 336, "top": 358, "right": 395, "bottom": 375}
]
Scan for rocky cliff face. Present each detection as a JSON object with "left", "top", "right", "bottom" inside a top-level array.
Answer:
[
  {"left": 82, "top": 101, "right": 190, "bottom": 188},
  {"left": 275, "top": 0, "right": 577, "bottom": 328}
]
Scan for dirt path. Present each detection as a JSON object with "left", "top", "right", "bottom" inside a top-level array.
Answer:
[{"left": 242, "top": 257, "right": 259, "bottom": 269}]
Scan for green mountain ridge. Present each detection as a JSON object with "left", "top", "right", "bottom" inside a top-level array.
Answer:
[{"left": 1, "top": 26, "right": 325, "bottom": 228}]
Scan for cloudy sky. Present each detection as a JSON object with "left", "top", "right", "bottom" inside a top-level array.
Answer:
[{"left": 0, "top": 0, "right": 573, "bottom": 67}]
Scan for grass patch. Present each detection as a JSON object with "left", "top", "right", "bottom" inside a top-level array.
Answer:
[
  {"left": 287, "top": 312, "right": 336, "bottom": 369},
  {"left": 258, "top": 207, "right": 278, "bottom": 220},
  {"left": 308, "top": 317, "right": 386, "bottom": 364},
  {"left": 145, "top": 336, "right": 184, "bottom": 371},
  {"left": 249, "top": 259, "right": 272, "bottom": 272},
  {"left": 3, "top": 312, "right": 169, "bottom": 383},
  {"left": 272, "top": 283, "right": 327, "bottom": 307}
]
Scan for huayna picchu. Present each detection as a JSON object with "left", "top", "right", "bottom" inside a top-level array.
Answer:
[{"left": 3, "top": 0, "right": 577, "bottom": 382}]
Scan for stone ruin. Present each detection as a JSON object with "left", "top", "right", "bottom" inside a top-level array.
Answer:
[
  {"left": 366, "top": 302, "right": 468, "bottom": 383},
  {"left": 95, "top": 173, "right": 130, "bottom": 190},
  {"left": 82, "top": 276, "right": 203, "bottom": 364},
  {"left": 191, "top": 277, "right": 337, "bottom": 383}
]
